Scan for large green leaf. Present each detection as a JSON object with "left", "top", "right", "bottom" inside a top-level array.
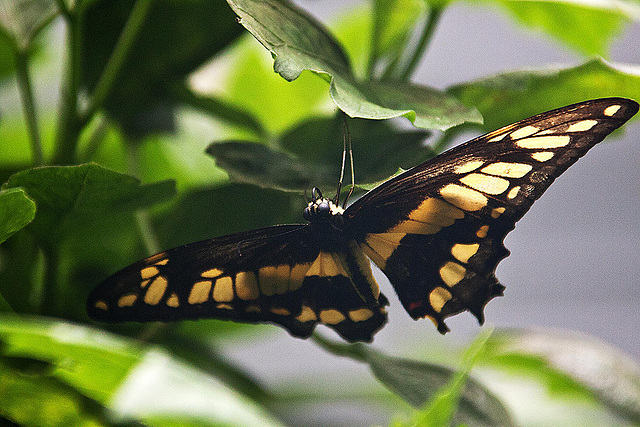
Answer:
[
  {"left": 80, "top": 0, "right": 243, "bottom": 136},
  {"left": 314, "top": 334, "right": 515, "bottom": 426},
  {"left": 448, "top": 59, "right": 640, "bottom": 132},
  {"left": 0, "top": 315, "right": 283, "bottom": 426},
  {"left": 483, "top": 0, "right": 640, "bottom": 57},
  {"left": 227, "top": 0, "right": 481, "bottom": 130},
  {"left": 483, "top": 328, "right": 640, "bottom": 424},
  {"left": 207, "top": 116, "right": 432, "bottom": 192},
  {"left": 2, "top": 163, "right": 176, "bottom": 244},
  {"left": 0, "top": 188, "right": 35, "bottom": 244}
]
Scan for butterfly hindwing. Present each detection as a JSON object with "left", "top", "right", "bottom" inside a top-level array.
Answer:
[
  {"left": 88, "top": 224, "right": 388, "bottom": 342},
  {"left": 345, "top": 98, "right": 638, "bottom": 332}
]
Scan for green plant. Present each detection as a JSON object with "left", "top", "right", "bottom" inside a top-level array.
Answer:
[{"left": 1, "top": 0, "right": 639, "bottom": 425}]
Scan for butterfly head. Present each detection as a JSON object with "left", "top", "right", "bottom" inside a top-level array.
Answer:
[{"left": 304, "top": 187, "right": 344, "bottom": 222}]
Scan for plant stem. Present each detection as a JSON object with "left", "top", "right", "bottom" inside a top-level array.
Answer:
[
  {"left": 398, "top": 6, "right": 443, "bottom": 82},
  {"left": 52, "top": 11, "right": 81, "bottom": 164},
  {"left": 80, "top": 0, "right": 153, "bottom": 124},
  {"left": 14, "top": 50, "right": 44, "bottom": 166}
]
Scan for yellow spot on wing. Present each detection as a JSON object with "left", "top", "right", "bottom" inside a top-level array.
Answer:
[
  {"left": 516, "top": 135, "right": 570, "bottom": 149},
  {"left": 95, "top": 301, "right": 108, "bottom": 310},
  {"left": 491, "top": 207, "right": 506, "bottom": 218},
  {"left": 454, "top": 160, "right": 484, "bottom": 174},
  {"left": 440, "top": 184, "right": 488, "bottom": 211},
  {"left": 118, "top": 294, "right": 137, "bottom": 307},
  {"left": 507, "top": 186, "right": 520, "bottom": 199},
  {"left": 350, "top": 241, "right": 380, "bottom": 299},
  {"left": 489, "top": 133, "right": 507, "bottom": 142},
  {"left": 289, "top": 263, "right": 312, "bottom": 291},
  {"left": 154, "top": 259, "right": 169, "bottom": 266},
  {"left": 140, "top": 266, "right": 159, "bottom": 279},
  {"left": 531, "top": 151, "right": 554, "bottom": 162},
  {"left": 213, "top": 276, "right": 234, "bottom": 302},
  {"left": 306, "top": 252, "right": 348, "bottom": 277},
  {"left": 451, "top": 243, "right": 480, "bottom": 263},
  {"left": 319, "top": 309, "right": 346, "bottom": 324},
  {"left": 144, "top": 276, "right": 168, "bottom": 305},
  {"left": 296, "top": 306, "right": 317, "bottom": 322},
  {"left": 363, "top": 233, "right": 405, "bottom": 269},
  {"left": 604, "top": 105, "right": 621, "bottom": 116},
  {"left": 481, "top": 162, "right": 532, "bottom": 178},
  {"left": 510, "top": 125, "right": 539, "bottom": 139},
  {"left": 389, "top": 219, "right": 441, "bottom": 235},
  {"left": 349, "top": 308, "right": 374, "bottom": 322},
  {"left": 429, "top": 287, "right": 453, "bottom": 313},
  {"left": 476, "top": 225, "right": 489, "bottom": 238},
  {"left": 439, "top": 261, "right": 466, "bottom": 287},
  {"left": 235, "top": 271, "right": 259, "bottom": 300},
  {"left": 140, "top": 279, "right": 151, "bottom": 288},
  {"left": 408, "top": 198, "right": 464, "bottom": 227},
  {"left": 460, "top": 173, "right": 510, "bottom": 195},
  {"left": 271, "top": 307, "right": 291, "bottom": 316},
  {"left": 201, "top": 268, "right": 223, "bottom": 278},
  {"left": 245, "top": 305, "right": 261, "bottom": 313},
  {"left": 259, "top": 265, "right": 290, "bottom": 296},
  {"left": 567, "top": 119, "right": 598, "bottom": 132},
  {"left": 188, "top": 280, "right": 212, "bottom": 304},
  {"left": 217, "top": 304, "right": 233, "bottom": 310},
  {"left": 166, "top": 293, "right": 179, "bottom": 307}
]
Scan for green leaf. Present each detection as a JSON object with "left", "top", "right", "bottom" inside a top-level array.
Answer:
[
  {"left": 0, "top": 33, "right": 16, "bottom": 80},
  {"left": 80, "top": 0, "right": 243, "bottom": 136},
  {"left": 0, "top": 315, "right": 283, "bottom": 426},
  {"left": 228, "top": 0, "right": 481, "bottom": 130},
  {"left": 483, "top": 328, "right": 640, "bottom": 424},
  {"left": 0, "top": 0, "right": 58, "bottom": 51},
  {"left": 2, "top": 163, "right": 176, "bottom": 244},
  {"left": 486, "top": 0, "right": 640, "bottom": 57},
  {"left": 313, "top": 334, "right": 515, "bottom": 426},
  {"left": 448, "top": 58, "right": 640, "bottom": 132},
  {"left": 207, "top": 116, "right": 432, "bottom": 192},
  {"left": 0, "top": 188, "right": 35, "bottom": 244}
]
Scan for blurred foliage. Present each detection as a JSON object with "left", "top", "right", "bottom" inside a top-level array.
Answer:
[{"left": 0, "top": 0, "right": 639, "bottom": 425}]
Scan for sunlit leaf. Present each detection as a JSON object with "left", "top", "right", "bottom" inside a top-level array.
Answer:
[
  {"left": 227, "top": 0, "right": 481, "bottom": 130},
  {"left": 448, "top": 59, "right": 640, "bottom": 132},
  {"left": 0, "top": 0, "right": 57, "bottom": 50}
]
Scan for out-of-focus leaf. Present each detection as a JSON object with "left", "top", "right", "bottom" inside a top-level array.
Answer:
[
  {"left": 2, "top": 163, "right": 176, "bottom": 244},
  {"left": 0, "top": 33, "right": 16, "bottom": 80},
  {"left": 314, "top": 334, "right": 515, "bottom": 426},
  {"left": 482, "top": 328, "right": 640, "bottom": 424},
  {"left": 80, "top": 0, "right": 243, "bottom": 136},
  {"left": 0, "top": 188, "right": 35, "bottom": 244},
  {"left": 0, "top": 0, "right": 57, "bottom": 50},
  {"left": 448, "top": 59, "right": 640, "bottom": 132},
  {"left": 484, "top": 0, "right": 640, "bottom": 57},
  {"left": 370, "top": 0, "right": 425, "bottom": 74},
  {"left": 227, "top": 0, "right": 482, "bottom": 130},
  {"left": 0, "top": 315, "right": 283, "bottom": 426},
  {"left": 208, "top": 115, "right": 432, "bottom": 192}
]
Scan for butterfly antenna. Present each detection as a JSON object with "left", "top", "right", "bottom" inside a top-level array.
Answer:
[
  {"left": 343, "top": 115, "right": 355, "bottom": 208},
  {"left": 334, "top": 113, "right": 348, "bottom": 205}
]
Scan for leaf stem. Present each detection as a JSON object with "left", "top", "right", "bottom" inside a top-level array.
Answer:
[
  {"left": 52, "top": 10, "right": 81, "bottom": 164},
  {"left": 80, "top": 0, "right": 153, "bottom": 124},
  {"left": 14, "top": 50, "right": 44, "bottom": 166},
  {"left": 398, "top": 6, "right": 443, "bottom": 82}
]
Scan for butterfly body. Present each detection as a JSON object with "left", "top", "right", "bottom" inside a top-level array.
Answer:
[{"left": 88, "top": 98, "right": 638, "bottom": 342}]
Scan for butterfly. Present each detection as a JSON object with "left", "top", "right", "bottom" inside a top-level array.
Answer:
[{"left": 88, "top": 98, "right": 638, "bottom": 343}]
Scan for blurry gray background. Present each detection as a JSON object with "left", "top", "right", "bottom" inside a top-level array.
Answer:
[{"left": 224, "top": 1, "right": 640, "bottom": 425}]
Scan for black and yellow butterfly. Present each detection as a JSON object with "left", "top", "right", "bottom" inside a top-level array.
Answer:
[{"left": 88, "top": 98, "right": 638, "bottom": 343}]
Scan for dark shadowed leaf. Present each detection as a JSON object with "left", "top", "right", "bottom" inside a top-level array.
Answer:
[
  {"left": 80, "top": 0, "right": 243, "bottom": 136},
  {"left": 0, "top": 188, "right": 35, "bottom": 244},
  {"left": 313, "top": 334, "right": 515, "bottom": 426},
  {"left": 2, "top": 163, "right": 175, "bottom": 244},
  {"left": 227, "top": 0, "right": 481, "bottom": 130},
  {"left": 482, "top": 328, "right": 640, "bottom": 424}
]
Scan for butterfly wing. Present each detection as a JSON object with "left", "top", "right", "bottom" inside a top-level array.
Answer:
[
  {"left": 344, "top": 97, "right": 638, "bottom": 332},
  {"left": 88, "top": 224, "right": 388, "bottom": 342}
]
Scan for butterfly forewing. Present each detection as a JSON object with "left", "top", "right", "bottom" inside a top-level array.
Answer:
[
  {"left": 345, "top": 98, "right": 638, "bottom": 332},
  {"left": 88, "top": 224, "right": 388, "bottom": 342}
]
